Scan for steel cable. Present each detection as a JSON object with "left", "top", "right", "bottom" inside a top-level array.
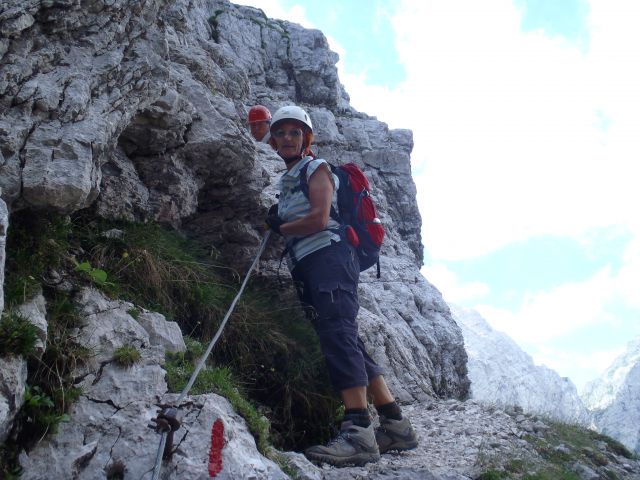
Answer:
[{"left": 151, "top": 231, "right": 272, "bottom": 479}]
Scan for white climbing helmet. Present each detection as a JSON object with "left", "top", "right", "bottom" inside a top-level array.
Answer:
[{"left": 270, "top": 105, "right": 313, "bottom": 132}]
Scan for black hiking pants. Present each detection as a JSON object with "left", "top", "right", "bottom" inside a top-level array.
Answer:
[{"left": 292, "top": 240, "right": 384, "bottom": 391}]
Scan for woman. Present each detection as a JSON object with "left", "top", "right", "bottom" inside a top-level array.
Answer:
[{"left": 265, "top": 105, "right": 417, "bottom": 467}]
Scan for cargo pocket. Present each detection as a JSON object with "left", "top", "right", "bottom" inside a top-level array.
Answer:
[{"left": 313, "top": 281, "right": 359, "bottom": 322}]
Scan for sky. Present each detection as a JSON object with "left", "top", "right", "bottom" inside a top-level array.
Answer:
[{"left": 236, "top": 0, "right": 640, "bottom": 393}]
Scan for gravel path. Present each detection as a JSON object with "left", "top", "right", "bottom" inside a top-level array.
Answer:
[{"left": 308, "top": 399, "right": 640, "bottom": 480}]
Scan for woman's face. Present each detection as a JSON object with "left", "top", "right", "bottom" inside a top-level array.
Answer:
[{"left": 272, "top": 121, "right": 304, "bottom": 159}]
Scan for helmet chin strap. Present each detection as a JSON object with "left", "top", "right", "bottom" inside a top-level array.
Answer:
[
  {"left": 283, "top": 156, "right": 301, "bottom": 165},
  {"left": 281, "top": 145, "right": 307, "bottom": 165}
]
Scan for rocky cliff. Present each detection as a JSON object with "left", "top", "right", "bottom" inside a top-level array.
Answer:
[
  {"left": 582, "top": 337, "right": 640, "bottom": 456},
  {"left": 0, "top": 0, "right": 471, "bottom": 477},
  {"left": 5, "top": 1, "right": 640, "bottom": 478},
  {"left": 451, "top": 305, "right": 590, "bottom": 425}
]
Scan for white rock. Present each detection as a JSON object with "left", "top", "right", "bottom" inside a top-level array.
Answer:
[
  {"left": 587, "top": 348, "right": 640, "bottom": 455},
  {"left": 0, "top": 356, "right": 27, "bottom": 442},
  {"left": 17, "top": 292, "right": 48, "bottom": 355},
  {"left": 137, "top": 310, "right": 186, "bottom": 354},
  {"left": 451, "top": 305, "right": 590, "bottom": 424}
]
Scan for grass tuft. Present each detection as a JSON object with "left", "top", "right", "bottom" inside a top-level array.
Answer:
[
  {"left": 112, "top": 345, "right": 141, "bottom": 367},
  {"left": 165, "top": 337, "right": 271, "bottom": 453},
  {"left": 0, "top": 311, "right": 39, "bottom": 357},
  {"left": 3, "top": 209, "right": 340, "bottom": 457}
]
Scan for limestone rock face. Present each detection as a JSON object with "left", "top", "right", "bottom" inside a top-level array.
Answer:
[
  {"left": 0, "top": 356, "right": 27, "bottom": 443},
  {"left": 18, "top": 287, "right": 288, "bottom": 479},
  {"left": 451, "top": 306, "right": 590, "bottom": 425},
  {"left": 590, "top": 362, "right": 640, "bottom": 455},
  {"left": 16, "top": 293, "right": 48, "bottom": 355},
  {"left": 0, "top": 195, "right": 7, "bottom": 317},
  {"left": 137, "top": 310, "right": 187, "bottom": 355},
  {"left": 358, "top": 262, "right": 469, "bottom": 402},
  {"left": 0, "top": 0, "right": 468, "bottom": 402},
  {"left": 2, "top": 0, "right": 470, "bottom": 475},
  {"left": 582, "top": 337, "right": 640, "bottom": 455}
]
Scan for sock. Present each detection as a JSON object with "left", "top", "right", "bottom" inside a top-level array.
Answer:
[
  {"left": 376, "top": 401, "right": 402, "bottom": 421},
  {"left": 343, "top": 408, "right": 371, "bottom": 428}
]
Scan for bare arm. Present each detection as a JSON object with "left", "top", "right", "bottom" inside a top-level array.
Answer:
[{"left": 280, "top": 164, "right": 333, "bottom": 236}]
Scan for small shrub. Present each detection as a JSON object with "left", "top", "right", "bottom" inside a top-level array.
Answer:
[
  {"left": 112, "top": 345, "right": 141, "bottom": 367},
  {"left": 506, "top": 458, "right": 526, "bottom": 473},
  {"left": 0, "top": 443, "right": 22, "bottom": 479},
  {"left": 522, "top": 472, "right": 579, "bottom": 480},
  {"left": 3, "top": 211, "right": 72, "bottom": 308},
  {"left": 75, "top": 261, "right": 110, "bottom": 286},
  {"left": 0, "top": 312, "right": 39, "bottom": 357},
  {"left": 16, "top": 386, "right": 70, "bottom": 441},
  {"left": 604, "top": 469, "right": 621, "bottom": 480},
  {"left": 582, "top": 447, "right": 609, "bottom": 466},
  {"left": 23, "top": 292, "right": 88, "bottom": 444},
  {"left": 478, "top": 470, "right": 508, "bottom": 480},
  {"left": 596, "top": 434, "right": 634, "bottom": 459},
  {"left": 126, "top": 307, "right": 140, "bottom": 320}
]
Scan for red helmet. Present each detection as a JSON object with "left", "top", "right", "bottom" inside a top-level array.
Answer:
[{"left": 248, "top": 105, "right": 272, "bottom": 124}]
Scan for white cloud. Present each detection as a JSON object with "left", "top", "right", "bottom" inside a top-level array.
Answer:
[
  {"left": 469, "top": 263, "right": 636, "bottom": 392},
  {"left": 475, "top": 266, "right": 617, "bottom": 343},
  {"left": 615, "top": 225, "right": 640, "bottom": 308},
  {"left": 420, "top": 263, "right": 490, "bottom": 303},
  {"left": 339, "top": 0, "right": 640, "bottom": 261},
  {"left": 529, "top": 344, "right": 625, "bottom": 392}
]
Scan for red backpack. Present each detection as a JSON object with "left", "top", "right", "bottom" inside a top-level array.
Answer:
[{"left": 299, "top": 162, "right": 384, "bottom": 277}]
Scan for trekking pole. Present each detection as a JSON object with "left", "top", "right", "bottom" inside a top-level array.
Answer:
[{"left": 150, "top": 230, "right": 272, "bottom": 480}]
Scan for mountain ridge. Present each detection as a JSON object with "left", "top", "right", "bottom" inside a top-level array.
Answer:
[{"left": 1, "top": 0, "right": 639, "bottom": 477}]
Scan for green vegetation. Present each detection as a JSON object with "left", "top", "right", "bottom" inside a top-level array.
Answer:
[
  {"left": 1, "top": 208, "right": 339, "bottom": 471},
  {"left": 477, "top": 471, "right": 508, "bottom": 480},
  {"left": 18, "top": 386, "right": 70, "bottom": 436},
  {"left": 75, "top": 261, "right": 110, "bottom": 286},
  {"left": 2, "top": 212, "right": 72, "bottom": 308},
  {"left": 208, "top": 10, "right": 225, "bottom": 43},
  {"left": 68, "top": 212, "right": 340, "bottom": 450},
  {"left": 3, "top": 212, "right": 89, "bottom": 438},
  {"left": 0, "top": 213, "right": 95, "bottom": 474},
  {"left": 30, "top": 292, "right": 88, "bottom": 409},
  {"left": 0, "top": 311, "right": 39, "bottom": 357},
  {"left": 166, "top": 337, "right": 271, "bottom": 453},
  {"left": 112, "top": 345, "right": 142, "bottom": 367},
  {"left": 0, "top": 443, "right": 22, "bottom": 480},
  {"left": 477, "top": 416, "right": 637, "bottom": 479}
]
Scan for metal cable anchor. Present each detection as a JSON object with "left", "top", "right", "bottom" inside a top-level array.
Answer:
[{"left": 149, "top": 405, "right": 181, "bottom": 460}]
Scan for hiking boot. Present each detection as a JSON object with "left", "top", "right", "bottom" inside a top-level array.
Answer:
[
  {"left": 304, "top": 420, "right": 380, "bottom": 467},
  {"left": 375, "top": 415, "right": 418, "bottom": 454}
]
